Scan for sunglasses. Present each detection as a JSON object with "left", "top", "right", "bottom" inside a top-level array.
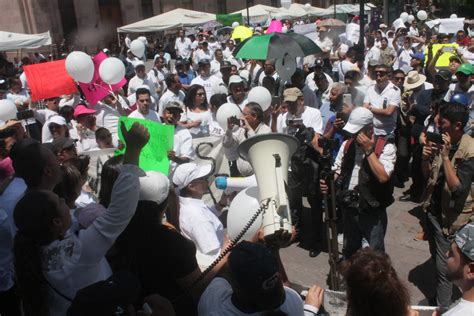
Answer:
[{"left": 375, "top": 71, "right": 388, "bottom": 77}]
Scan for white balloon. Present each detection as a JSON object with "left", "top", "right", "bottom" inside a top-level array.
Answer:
[
  {"left": 305, "top": 3, "right": 311, "bottom": 9},
  {"left": 137, "top": 36, "right": 147, "bottom": 44},
  {"left": 400, "top": 12, "right": 409, "bottom": 23},
  {"left": 407, "top": 15, "right": 415, "bottom": 23},
  {"left": 450, "top": 14, "right": 457, "bottom": 19},
  {"left": 417, "top": 10, "right": 428, "bottom": 21},
  {"left": 65, "top": 51, "right": 94, "bottom": 83},
  {"left": 227, "top": 186, "right": 263, "bottom": 242},
  {"left": 232, "top": 21, "right": 240, "bottom": 28},
  {"left": 0, "top": 100, "right": 17, "bottom": 121},
  {"left": 130, "top": 39, "right": 145, "bottom": 58},
  {"left": 216, "top": 102, "right": 242, "bottom": 130},
  {"left": 275, "top": 56, "right": 296, "bottom": 82},
  {"left": 248, "top": 86, "right": 272, "bottom": 111},
  {"left": 99, "top": 57, "right": 125, "bottom": 85}
]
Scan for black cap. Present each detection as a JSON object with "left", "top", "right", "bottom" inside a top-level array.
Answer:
[
  {"left": 313, "top": 59, "right": 324, "bottom": 68},
  {"left": 52, "top": 137, "right": 75, "bottom": 153},
  {"left": 67, "top": 272, "right": 141, "bottom": 316},
  {"left": 198, "top": 59, "right": 211, "bottom": 66},
  {"left": 229, "top": 241, "right": 285, "bottom": 310},
  {"left": 436, "top": 69, "right": 452, "bottom": 81}
]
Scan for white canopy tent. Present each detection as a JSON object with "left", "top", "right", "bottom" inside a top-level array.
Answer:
[
  {"left": 274, "top": 3, "right": 331, "bottom": 19},
  {"left": 232, "top": 4, "right": 281, "bottom": 25},
  {"left": 0, "top": 31, "right": 52, "bottom": 51},
  {"left": 325, "top": 3, "right": 373, "bottom": 15},
  {"left": 117, "top": 8, "right": 216, "bottom": 33}
]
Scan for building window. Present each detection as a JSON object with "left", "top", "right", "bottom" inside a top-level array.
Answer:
[{"left": 142, "top": 0, "right": 153, "bottom": 19}]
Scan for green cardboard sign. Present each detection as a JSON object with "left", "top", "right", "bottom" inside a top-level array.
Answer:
[{"left": 116, "top": 116, "right": 174, "bottom": 175}]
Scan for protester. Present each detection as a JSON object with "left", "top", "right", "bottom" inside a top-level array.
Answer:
[
  {"left": 181, "top": 84, "right": 212, "bottom": 137},
  {"left": 128, "top": 87, "right": 161, "bottom": 122}
]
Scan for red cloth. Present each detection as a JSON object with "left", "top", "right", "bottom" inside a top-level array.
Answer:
[
  {"left": 457, "top": 36, "right": 471, "bottom": 47},
  {"left": 23, "top": 60, "right": 77, "bottom": 101}
]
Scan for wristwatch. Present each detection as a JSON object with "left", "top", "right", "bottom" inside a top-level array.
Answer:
[{"left": 365, "top": 148, "right": 374, "bottom": 156}]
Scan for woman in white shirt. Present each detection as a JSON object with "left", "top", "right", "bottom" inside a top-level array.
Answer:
[
  {"left": 12, "top": 122, "right": 149, "bottom": 316},
  {"left": 181, "top": 84, "right": 212, "bottom": 137}
]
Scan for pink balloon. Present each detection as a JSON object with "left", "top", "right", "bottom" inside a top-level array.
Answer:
[{"left": 266, "top": 20, "right": 283, "bottom": 34}]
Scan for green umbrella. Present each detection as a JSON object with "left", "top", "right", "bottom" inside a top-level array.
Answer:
[{"left": 233, "top": 32, "right": 322, "bottom": 60}]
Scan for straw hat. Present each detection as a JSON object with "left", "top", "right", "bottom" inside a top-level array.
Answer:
[{"left": 403, "top": 70, "right": 426, "bottom": 90}]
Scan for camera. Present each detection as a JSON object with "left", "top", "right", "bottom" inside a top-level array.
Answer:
[
  {"left": 286, "top": 118, "right": 303, "bottom": 126},
  {"left": 426, "top": 131, "right": 444, "bottom": 145},
  {"left": 16, "top": 109, "right": 34, "bottom": 121},
  {"left": 228, "top": 116, "right": 242, "bottom": 126},
  {"left": 338, "top": 190, "right": 360, "bottom": 209}
]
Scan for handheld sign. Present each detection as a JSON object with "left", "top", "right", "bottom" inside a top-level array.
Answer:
[{"left": 116, "top": 116, "right": 174, "bottom": 175}]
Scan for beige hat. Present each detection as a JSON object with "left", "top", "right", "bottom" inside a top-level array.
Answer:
[
  {"left": 283, "top": 87, "right": 303, "bottom": 103},
  {"left": 404, "top": 70, "right": 426, "bottom": 90}
]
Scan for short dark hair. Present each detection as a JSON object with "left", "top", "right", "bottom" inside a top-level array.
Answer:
[
  {"left": 391, "top": 69, "right": 405, "bottom": 77},
  {"left": 209, "top": 93, "right": 227, "bottom": 110},
  {"left": 439, "top": 102, "right": 469, "bottom": 129},
  {"left": 135, "top": 87, "right": 150, "bottom": 100},
  {"left": 245, "top": 102, "right": 264, "bottom": 122},
  {"left": 375, "top": 64, "right": 392, "bottom": 73},
  {"left": 95, "top": 127, "right": 112, "bottom": 142},
  {"left": 164, "top": 73, "right": 177, "bottom": 87}
]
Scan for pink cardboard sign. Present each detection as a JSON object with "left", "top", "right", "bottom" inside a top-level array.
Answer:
[{"left": 79, "top": 52, "right": 126, "bottom": 105}]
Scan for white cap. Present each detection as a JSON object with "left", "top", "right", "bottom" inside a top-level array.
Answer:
[
  {"left": 134, "top": 60, "right": 145, "bottom": 68},
  {"left": 213, "top": 82, "right": 228, "bottom": 95},
  {"left": 379, "top": 23, "right": 387, "bottom": 28},
  {"left": 228, "top": 75, "right": 244, "bottom": 86},
  {"left": 339, "top": 44, "right": 349, "bottom": 54},
  {"left": 172, "top": 163, "right": 213, "bottom": 189},
  {"left": 139, "top": 171, "right": 170, "bottom": 205},
  {"left": 47, "top": 115, "right": 67, "bottom": 126},
  {"left": 343, "top": 107, "right": 374, "bottom": 134}
]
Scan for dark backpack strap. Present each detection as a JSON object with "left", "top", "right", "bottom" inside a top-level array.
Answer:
[{"left": 374, "top": 136, "right": 386, "bottom": 158}]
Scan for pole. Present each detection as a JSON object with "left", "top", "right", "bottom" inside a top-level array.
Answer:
[
  {"left": 359, "top": 0, "right": 365, "bottom": 50},
  {"left": 333, "top": 0, "right": 336, "bottom": 19},
  {"left": 246, "top": 0, "right": 250, "bottom": 26}
]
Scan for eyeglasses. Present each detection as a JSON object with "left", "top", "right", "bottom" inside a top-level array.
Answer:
[{"left": 375, "top": 71, "right": 388, "bottom": 77}]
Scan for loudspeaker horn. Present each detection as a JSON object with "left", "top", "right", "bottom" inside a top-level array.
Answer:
[{"left": 239, "top": 133, "right": 299, "bottom": 240}]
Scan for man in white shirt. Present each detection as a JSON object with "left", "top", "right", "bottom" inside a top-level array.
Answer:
[
  {"left": 363, "top": 64, "right": 401, "bottom": 136},
  {"left": 191, "top": 59, "right": 223, "bottom": 103},
  {"left": 443, "top": 222, "right": 474, "bottom": 316},
  {"left": 147, "top": 56, "right": 168, "bottom": 99},
  {"left": 158, "top": 74, "right": 186, "bottom": 116},
  {"left": 161, "top": 101, "right": 194, "bottom": 174},
  {"left": 291, "top": 68, "right": 317, "bottom": 109},
  {"left": 210, "top": 49, "right": 224, "bottom": 78},
  {"left": 226, "top": 75, "right": 248, "bottom": 109},
  {"left": 194, "top": 41, "right": 214, "bottom": 65},
  {"left": 337, "top": 47, "right": 357, "bottom": 83},
  {"left": 173, "top": 162, "right": 225, "bottom": 269},
  {"left": 258, "top": 59, "right": 280, "bottom": 86},
  {"left": 198, "top": 241, "right": 309, "bottom": 316},
  {"left": 276, "top": 87, "right": 323, "bottom": 144},
  {"left": 127, "top": 61, "right": 158, "bottom": 104},
  {"left": 306, "top": 58, "right": 333, "bottom": 92},
  {"left": 128, "top": 88, "right": 161, "bottom": 122},
  {"left": 94, "top": 93, "right": 128, "bottom": 141},
  {"left": 174, "top": 29, "right": 193, "bottom": 60},
  {"left": 393, "top": 35, "right": 415, "bottom": 74}
]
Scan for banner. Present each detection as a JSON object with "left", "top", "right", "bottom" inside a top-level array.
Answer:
[
  {"left": 116, "top": 116, "right": 174, "bottom": 175},
  {"left": 217, "top": 13, "right": 243, "bottom": 27},
  {"left": 425, "top": 43, "right": 459, "bottom": 67},
  {"left": 24, "top": 60, "right": 77, "bottom": 101},
  {"left": 439, "top": 18, "right": 465, "bottom": 34},
  {"left": 78, "top": 52, "right": 126, "bottom": 105}
]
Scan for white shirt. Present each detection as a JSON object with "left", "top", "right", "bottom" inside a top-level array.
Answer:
[
  {"left": 305, "top": 72, "right": 333, "bottom": 92},
  {"left": 34, "top": 108, "right": 57, "bottom": 125},
  {"left": 443, "top": 298, "right": 474, "bottom": 316},
  {"left": 332, "top": 140, "right": 396, "bottom": 190},
  {"left": 178, "top": 196, "right": 224, "bottom": 268},
  {"left": 394, "top": 48, "right": 414, "bottom": 74},
  {"left": 94, "top": 103, "right": 120, "bottom": 137},
  {"left": 191, "top": 75, "right": 223, "bottom": 103},
  {"left": 258, "top": 71, "right": 279, "bottom": 86},
  {"left": 128, "top": 109, "right": 161, "bottom": 122},
  {"left": 337, "top": 59, "right": 357, "bottom": 83},
  {"left": 169, "top": 125, "right": 194, "bottom": 174},
  {"left": 444, "top": 83, "right": 474, "bottom": 106},
  {"left": 227, "top": 95, "right": 248, "bottom": 111},
  {"left": 364, "top": 82, "right": 401, "bottom": 135},
  {"left": 127, "top": 75, "right": 158, "bottom": 102},
  {"left": 76, "top": 130, "right": 99, "bottom": 154},
  {"left": 42, "top": 166, "right": 140, "bottom": 316},
  {"left": 158, "top": 89, "right": 186, "bottom": 116},
  {"left": 181, "top": 110, "right": 212, "bottom": 137},
  {"left": 277, "top": 106, "right": 324, "bottom": 135},
  {"left": 147, "top": 67, "right": 169, "bottom": 96},
  {"left": 175, "top": 37, "right": 193, "bottom": 59},
  {"left": 194, "top": 49, "right": 214, "bottom": 64},
  {"left": 210, "top": 60, "right": 222, "bottom": 77},
  {"left": 198, "top": 277, "right": 305, "bottom": 316}
]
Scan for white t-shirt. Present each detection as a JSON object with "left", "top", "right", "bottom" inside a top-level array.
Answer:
[
  {"left": 198, "top": 277, "right": 305, "bottom": 316},
  {"left": 178, "top": 197, "right": 224, "bottom": 268},
  {"left": 169, "top": 125, "right": 194, "bottom": 174},
  {"left": 364, "top": 82, "right": 401, "bottom": 136},
  {"left": 128, "top": 109, "right": 161, "bottom": 122},
  {"left": 175, "top": 37, "right": 193, "bottom": 59},
  {"left": 158, "top": 89, "right": 186, "bottom": 116},
  {"left": 180, "top": 110, "right": 212, "bottom": 137},
  {"left": 305, "top": 72, "right": 333, "bottom": 92},
  {"left": 394, "top": 48, "right": 414, "bottom": 74},
  {"left": 337, "top": 59, "right": 357, "bottom": 83},
  {"left": 277, "top": 106, "right": 324, "bottom": 135},
  {"left": 191, "top": 75, "right": 223, "bottom": 103},
  {"left": 94, "top": 103, "right": 120, "bottom": 137},
  {"left": 127, "top": 75, "right": 158, "bottom": 102},
  {"left": 194, "top": 49, "right": 214, "bottom": 64},
  {"left": 443, "top": 298, "right": 474, "bottom": 316}
]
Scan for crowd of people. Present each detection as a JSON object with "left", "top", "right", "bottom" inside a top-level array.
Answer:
[{"left": 0, "top": 11, "right": 473, "bottom": 316}]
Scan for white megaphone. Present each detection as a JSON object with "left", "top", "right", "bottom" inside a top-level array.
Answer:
[
  {"left": 239, "top": 133, "right": 299, "bottom": 242},
  {"left": 215, "top": 175, "right": 257, "bottom": 192}
]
